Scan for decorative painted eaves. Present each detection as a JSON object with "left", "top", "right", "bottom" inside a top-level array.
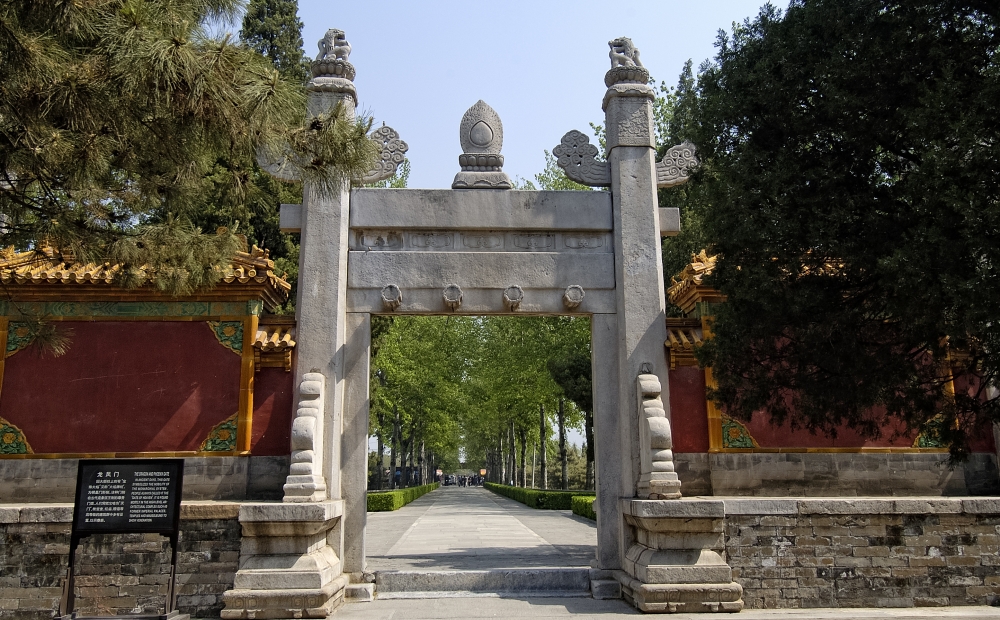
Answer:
[
  {"left": 0, "top": 244, "right": 291, "bottom": 311},
  {"left": 666, "top": 250, "right": 726, "bottom": 316}
]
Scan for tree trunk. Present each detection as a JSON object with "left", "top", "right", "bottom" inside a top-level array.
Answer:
[
  {"left": 373, "top": 409, "right": 386, "bottom": 490},
  {"left": 518, "top": 426, "right": 527, "bottom": 488},
  {"left": 419, "top": 440, "right": 426, "bottom": 485},
  {"left": 539, "top": 404, "right": 548, "bottom": 490},
  {"left": 389, "top": 403, "right": 399, "bottom": 489},
  {"left": 558, "top": 398, "right": 568, "bottom": 490},
  {"left": 508, "top": 422, "right": 516, "bottom": 486},
  {"left": 585, "top": 409, "right": 595, "bottom": 490},
  {"left": 498, "top": 432, "right": 505, "bottom": 484}
]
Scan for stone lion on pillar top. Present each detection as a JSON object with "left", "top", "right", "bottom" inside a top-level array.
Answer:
[
  {"left": 318, "top": 28, "right": 351, "bottom": 61},
  {"left": 609, "top": 36, "right": 643, "bottom": 68}
]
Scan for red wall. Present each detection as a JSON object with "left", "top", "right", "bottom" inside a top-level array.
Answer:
[
  {"left": 667, "top": 366, "right": 995, "bottom": 453},
  {"left": 1, "top": 322, "right": 240, "bottom": 453},
  {"left": 250, "top": 368, "right": 293, "bottom": 456},
  {"left": 669, "top": 366, "right": 710, "bottom": 452}
]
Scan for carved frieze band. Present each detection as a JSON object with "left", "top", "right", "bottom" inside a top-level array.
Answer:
[
  {"left": 552, "top": 130, "right": 611, "bottom": 187},
  {"left": 351, "top": 230, "right": 611, "bottom": 253}
]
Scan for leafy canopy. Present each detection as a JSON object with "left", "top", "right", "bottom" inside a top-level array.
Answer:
[{"left": 690, "top": 0, "right": 1000, "bottom": 456}]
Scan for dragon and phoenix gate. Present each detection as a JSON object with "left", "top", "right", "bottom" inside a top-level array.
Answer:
[{"left": 220, "top": 29, "right": 744, "bottom": 618}]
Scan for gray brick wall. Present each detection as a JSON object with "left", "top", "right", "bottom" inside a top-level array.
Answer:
[
  {"left": 723, "top": 498, "right": 1000, "bottom": 608},
  {"left": 0, "top": 504, "right": 240, "bottom": 619}
]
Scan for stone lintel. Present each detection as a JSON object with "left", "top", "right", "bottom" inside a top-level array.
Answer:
[
  {"left": 280, "top": 203, "right": 303, "bottom": 233},
  {"left": 350, "top": 189, "right": 612, "bottom": 231}
]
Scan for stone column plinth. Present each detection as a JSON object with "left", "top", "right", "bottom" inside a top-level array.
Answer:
[
  {"left": 617, "top": 499, "right": 742, "bottom": 613},
  {"left": 221, "top": 502, "right": 347, "bottom": 619}
]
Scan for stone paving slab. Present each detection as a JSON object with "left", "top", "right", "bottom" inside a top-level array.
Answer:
[
  {"left": 366, "top": 486, "right": 596, "bottom": 572},
  {"left": 334, "top": 597, "right": 1000, "bottom": 619}
]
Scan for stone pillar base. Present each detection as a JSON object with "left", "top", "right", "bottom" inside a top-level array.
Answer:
[
  {"left": 221, "top": 502, "right": 346, "bottom": 620},
  {"left": 618, "top": 575, "right": 743, "bottom": 613},
  {"left": 221, "top": 576, "right": 347, "bottom": 619},
  {"left": 619, "top": 499, "right": 743, "bottom": 614}
]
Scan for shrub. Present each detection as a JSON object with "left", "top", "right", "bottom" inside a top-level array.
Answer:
[
  {"left": 484, "top": 482, "right": 595, "bottom": 511},
  {"left": 367, "top": 482, "right": 439, "bottom": 512},
  {"left": 571, "top": 495, "right": 597, "bottom": 521}
]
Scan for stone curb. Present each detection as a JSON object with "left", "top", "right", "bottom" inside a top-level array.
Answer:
[
  {"left": 718, "top": 496, "right": 1000, "bottom": 516},
  {"left": 0, "top": 501, "right": 245, "bottom": 522}
]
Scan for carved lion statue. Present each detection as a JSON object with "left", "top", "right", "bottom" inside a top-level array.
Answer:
[
  {"left": 609, "top": 36, "right": 643, "bottom": 69},
  {"left": 318, "top": 29, "right": 351, "bottom": 62}
]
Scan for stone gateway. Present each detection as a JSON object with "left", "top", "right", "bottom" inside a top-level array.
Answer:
[{"left": 219, "top": 30, "right": 736, "bottom": 618}]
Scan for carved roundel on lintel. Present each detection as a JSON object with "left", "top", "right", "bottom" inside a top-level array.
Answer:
[{"left": 460, "top": 100, "right": 503, "bottom": 155}]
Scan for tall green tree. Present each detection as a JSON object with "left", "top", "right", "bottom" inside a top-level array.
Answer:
[
  {"left": 692, "top": 0, "right": 1000, "bottom": 457},
  {"left": 240, "top": 0, "right": 309, "bottom": 83},
  {"left": 0, "top": 0, "right": 374, "bottom": 297}
]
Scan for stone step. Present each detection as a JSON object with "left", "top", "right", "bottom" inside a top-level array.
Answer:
[{"left": 374, "top": 568, "right": 592, "bottom": 599}]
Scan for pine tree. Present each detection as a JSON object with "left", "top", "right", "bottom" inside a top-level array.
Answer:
[
  {"left": 0, "top": 0, "right": 374, "bottom": 297},
  {"left": 240, "top": 0, "right": 309, "bottom": 84}
]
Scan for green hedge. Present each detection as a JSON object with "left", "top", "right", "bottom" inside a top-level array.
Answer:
[
  {"left": 571, "top": 495, "right": 597, "bottom": 521},
  {"left": 484, "top": 482, "right": 595, "bottom": 510},
  {"left": 367, "top": 482, "right": 439, "bottom": 512}
]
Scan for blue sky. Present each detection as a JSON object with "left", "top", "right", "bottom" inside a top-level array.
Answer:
[{"left": 285, "top": 0, "right": 772, "bottom": 189}]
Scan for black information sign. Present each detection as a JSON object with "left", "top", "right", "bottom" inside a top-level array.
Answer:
[
  {"left": 61, "top": 459, "right": 188, "bottom": 620},
  {"left": 73, "top": 459, "right": 183, "bottom": 534}
]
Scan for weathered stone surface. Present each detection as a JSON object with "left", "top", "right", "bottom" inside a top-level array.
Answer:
[
  {"left": 590, "top": 578, "right": 622, "bottom": 600},
  {"left": 350, "top": 188, "right": 612, "bottom": 231},
  {"left": 181, "top": 502, "right": 241, "bottom": 520},
  {"left": 706, "top": 452, "right": 998, "bottom": 496},
  {"left": 347, "top": 286, "right": 618, "bottom": 315},
  {"left": 344, "top": 582, "right": 374, "bottom": 602},
  {"left": 238, "top": 501, "right": 343, "bottom": 523},
  {"left": 659, "top": 207, "right": 680, "bottom": 236},
  {"left": 341, "top": 313, "right": 371, "bottom": 575},
  {"left": 721, "top": 499, "right": 798, "bottom": 515},
  {"left": 347, "top": 251, "right": 615, "bottom": 291},
  {"left": 624, "top": 499, "right": 725, "bottom": 519},
  {"left": 0, "top": 516, "right": 239, "bottom": 619}
]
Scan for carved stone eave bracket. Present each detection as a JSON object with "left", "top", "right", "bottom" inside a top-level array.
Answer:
[
  {"left": 257, "top": 123, "right": 409, "bottom": 186},
  {"left": 656, "top": 141, "right": 699, "bottom": 188},
  {"left": 553, "top": 130, "right": 611, "bottom": 187},
  {"left": 359, "top": 125, "right": 409, "bottom": 184}
]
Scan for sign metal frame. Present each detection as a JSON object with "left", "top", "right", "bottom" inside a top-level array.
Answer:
[{"left": 59, "top": 458, "right": 187, "bottom": 620}]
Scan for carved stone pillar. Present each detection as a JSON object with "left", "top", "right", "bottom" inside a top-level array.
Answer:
[
  {"left": 602, "top": 41, "right": 674, "bottom": 562},
  {"left": 601, "top": 37, "right": 744, "bottom": 613},
  {"left": 223, "top": 28, "right": 357, "bottom": 619}
]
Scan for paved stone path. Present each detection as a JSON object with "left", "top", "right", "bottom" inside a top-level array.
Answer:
[
  {"left": 365, "top": 486, "right": 596, "bottom": 571},
  {"left": 335, "top": 597, "right": 1000, "bottom": 619}
]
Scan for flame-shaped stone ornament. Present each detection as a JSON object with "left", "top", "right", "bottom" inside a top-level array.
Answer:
[{"left": 452, "top": 100, "right": 512, "bottom": 189}]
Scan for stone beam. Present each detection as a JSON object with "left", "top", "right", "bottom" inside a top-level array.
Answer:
[
  {"left": 659, "top": 207, "right": 680, "bottom": 237},
  {"left": 346, "top": 287, "right": 617, "bottom": 315},
  {"left": 350, "top": 189, "right": 612, "bottom": 231},
  {"left": 347, "top": 251, "right": 614, "bottom": 290}
]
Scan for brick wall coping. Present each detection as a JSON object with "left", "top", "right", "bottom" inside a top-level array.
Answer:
[
  {"left": 0, "top": 500, "right": 243, "bottom": 523},
  {"left": 712, "top": 496, "right": 1000, "bottom": 515}
]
